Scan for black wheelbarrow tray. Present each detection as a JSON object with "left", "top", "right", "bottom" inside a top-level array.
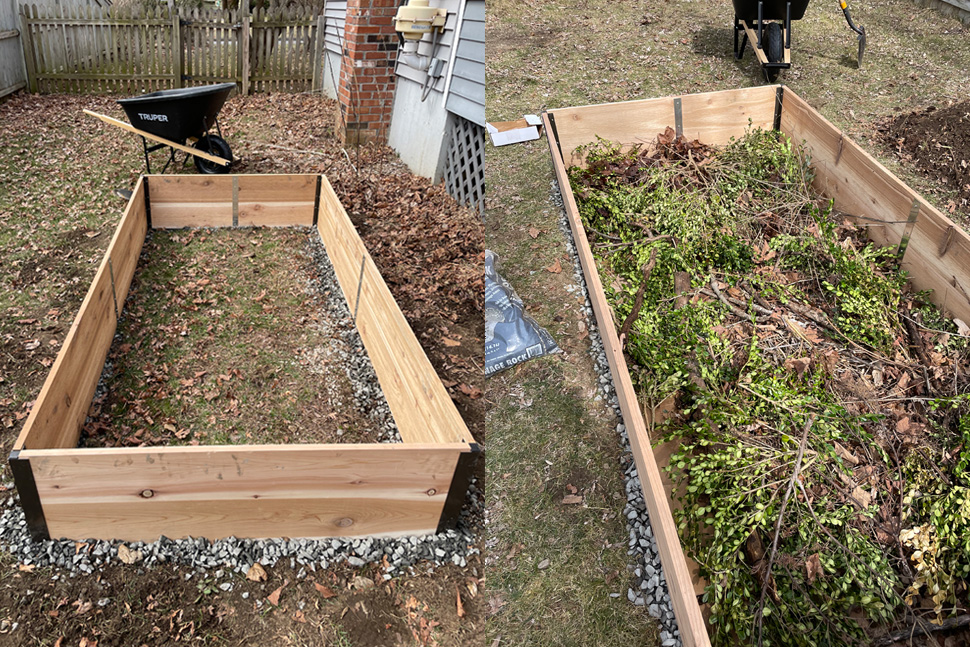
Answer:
[{"left": 84, "top": 82, "right": 236, "bottom": 175}]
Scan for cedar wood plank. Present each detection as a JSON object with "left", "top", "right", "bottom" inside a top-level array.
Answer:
[
  {"left": 148, "top": 175, "right": 233, "bottom": 228},
  {"left": 22, "top": 443, "right": 466, "bottom": 541},
  {"left": 543, "top": 111, "right": 712, "bottom": 647},
  {"left": 551, "top": 85, "right": 777, "bottom": 167},
  {"left": 149, "top": 175, "right": 317, "bottom": 228},
  {"left": 781, "top": 89, "right": 970, "bottom": 324},
  {"left": 316, "top": 177, "right": 474, "bottom": 445},
  {"left": 14, "top": 178, "right": 148, "bottom": 451},
  {"left": 237, "top": 174, "right": 316, "bottom": 226}
]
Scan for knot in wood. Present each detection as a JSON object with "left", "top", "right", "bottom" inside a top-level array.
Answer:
[{"left": 335, "top": 517, "right": 354, "bottom": 528}]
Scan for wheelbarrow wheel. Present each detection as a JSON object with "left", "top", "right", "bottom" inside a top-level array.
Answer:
[
  {"left": 193, "top": 135, "right": 232, "bottom": 174},
  {"left": 763, "top": 22, "right": 784, "bottom": 82}
]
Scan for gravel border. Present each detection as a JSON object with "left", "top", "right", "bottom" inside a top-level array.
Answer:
[
  {"left": 303, "top": 228, "right": 401, "bottom": 444},
  {"left": 552, "top": 184, "right": 683, "bottom": 647},
  {"left": 4, "top": 225, "right": 481, "bottom": 578},
  {"left": 0, "top": 482, "right": 480, "bottom": 580}
]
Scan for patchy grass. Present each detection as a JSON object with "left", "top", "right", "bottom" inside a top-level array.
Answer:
[
  {"left": 486, "top": 0, "right": 970, "bottom": 645},
  {"left": 81, "top": 227, "right": 386, "bottom": 448}
]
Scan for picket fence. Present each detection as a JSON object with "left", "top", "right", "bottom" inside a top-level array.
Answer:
[{"left": 19, "top": 2, "right": 328, "bottom": 94}]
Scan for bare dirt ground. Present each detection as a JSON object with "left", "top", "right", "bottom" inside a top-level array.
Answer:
[
  {"left": 485, "top": 0, "right": 970, "bottom": 646},
  {"left": 0, "top": 92, "right": 483, "bottom": 647}
]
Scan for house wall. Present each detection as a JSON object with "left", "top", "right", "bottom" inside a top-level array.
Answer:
[
  {"left": 320, "top": 0, "right": 348, "bottom": 99},
  {"left": 388, "top": 0, "right": 486, "bottom": 181},
  {"left": 387, "top": 76, "right": 453, "bottom": 181}
]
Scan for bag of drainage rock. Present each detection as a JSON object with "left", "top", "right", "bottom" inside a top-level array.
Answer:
[{"left": 485, "top": 250, "right": 560, "bottom": 375}]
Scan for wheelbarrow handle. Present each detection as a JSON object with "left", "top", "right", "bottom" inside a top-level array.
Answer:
[{"left": 839, "top": 0, "right": 864, "bottom": 36}]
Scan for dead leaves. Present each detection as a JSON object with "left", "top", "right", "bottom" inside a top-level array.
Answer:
[
  {"left": 245, "top": 563, "right": 267, "bottom": 582},
  {"left": 116, "top": 544, "right": 143, "bottom": 565},
  {"left": 314, "top": 581, "right": 337, "bottom": 599},
  {"left": 805, "top": 553, "right": 823, "bottom": 583},
  {"left": 266, "top": 580, "right": 289, "bottom": 607},
  {"left": 545, "top": 258, "right": 563, "bottom": 274},
  {"left": 455, "top": 586, "right": 465, "bottom": 618}
]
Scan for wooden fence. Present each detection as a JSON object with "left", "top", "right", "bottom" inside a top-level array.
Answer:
[
  {"left": 19, "top": 3, "right": 325, "bottom": 94},
  {"left": 1, "top": 0, "right": 26, "bottom": 98}
]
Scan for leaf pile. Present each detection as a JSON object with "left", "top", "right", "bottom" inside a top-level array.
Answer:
[{"left": 570, "top": 129, "right": 970, "bottom": 646}]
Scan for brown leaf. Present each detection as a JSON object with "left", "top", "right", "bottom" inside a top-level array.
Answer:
[
  {"left": 805, "top": 553, "right": 823, "bottom": 583},
  {"left": 314, "top": 581, "right": 337, "bottom": 599},
  {"left": 528, "top": 226, "right": 541, "bottom": 239},
  {"left": 246, "top": 563, "right": 267, "bottom": 582},
  {"left": 292, "top": 610, "right": 306, "bottom": 623},
  {"left": 18, "top": 564, "right": 35, "bottom": 573},
  {"left": 442, "top": 338, "right": 461, "bottom": 347},
  {"left": 896, "top": 416, "right": 911, "bottom": 433},
  {"left": 545, "top": 258, "right": 562, "bottom": 274},
  {"left": 458, "top": 384, "right": 482, "bottom": 399},
  {"left": 456, "top": 586, "right": 465, "bottom": 618},
  {"left": 266, "top": 581, "right": 288, "bottom": 607},
  {"left": 783, "top": 357, "right": 811, "bottom": 377},
  {"left": 117, "top": 544, "right": 142, "bottom": 565},
  {"left": 561, "top": 495, "right": 583, "bottom": 505},
  {"left": 351, "top": 575, "right": 375, "bottom": 590}
]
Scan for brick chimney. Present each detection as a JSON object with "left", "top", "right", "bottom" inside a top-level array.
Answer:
[{"left": 337, "top": 0, "right": 400, "bottom": 144}]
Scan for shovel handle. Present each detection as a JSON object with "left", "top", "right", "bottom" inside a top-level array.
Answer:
[{"left": 840, "top": 0, "right": 864, "bottom": 36}]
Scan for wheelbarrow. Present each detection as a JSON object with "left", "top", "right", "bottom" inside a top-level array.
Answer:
[
  {"left": 733, "top": 0, "right": 867, "bottom": 82},
  {"left": 84, "top": 82, "right": 236, "bottom": 175}
]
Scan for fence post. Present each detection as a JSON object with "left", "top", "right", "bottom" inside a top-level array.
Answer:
[
  {"left": 241, "top": 13, "right": 250, "bottom": 95},
  {"left": 312, "top": 14, "right": 324, "bottom": 92},
  {"left": 19, "top": 9, "right": 37, "bottom": 93},
  {"left": 171, "top": 5, "right": 182, "bottom": 88}
]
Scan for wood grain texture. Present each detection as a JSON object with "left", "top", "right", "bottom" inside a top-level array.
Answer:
[
  {"left": 237, "top": 174, "right": 315, "bottom": 226},
  {"left": 316, "top": 178, "right": 474, "bottom": 446},
  {"left": 148, "top": 175, "right": 233, "bottom": 228},
  {"left": 544, "top": 111, "right": 711, "bottom": 647},
  {"left": 83, "top": 110, "right": 230, "bottom": 165},
  {"left": 780, "top": 89, "right": 970, "bottom": 324},
  {"left": 14, "top": 179, "right": 148, "bottom": 452},
  {"left": 22, "top": 443, "right": 466, "bottom": 541},
  {"left": 550, "top": 85, "right": 777, "bottom": 167}
]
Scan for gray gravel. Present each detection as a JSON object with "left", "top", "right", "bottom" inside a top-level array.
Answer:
[
  {"left": 303, "top": 228, "right": 401, "bottom": 443},
  {"left": 0, "top": 476, "right": 481, "bottom": 579},
  {"left": 552, "top": 184, "right": 683, "bottom": 646},
  {"left": 6, "top": 226, "right": 481, "bottom": 578}
]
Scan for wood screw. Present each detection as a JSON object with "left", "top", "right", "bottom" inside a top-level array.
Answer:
[{"left": 140, "top": 489, "right": 154, "bottom": 498}]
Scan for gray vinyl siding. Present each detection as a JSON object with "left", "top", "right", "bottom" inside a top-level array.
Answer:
[
  {"left": 323, "top": 0, "right": 347, "bottom": 55},
  {"left": 444, "top": 0, "right": 483, "bottom": 126}
]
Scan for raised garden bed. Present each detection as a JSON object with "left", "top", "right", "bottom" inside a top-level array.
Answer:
[
  {"left": 545, "top": 86, "right": 970, "bottom": 647},
  {"left": 9, "top": 174, "right": 479, "bottom": 543}
]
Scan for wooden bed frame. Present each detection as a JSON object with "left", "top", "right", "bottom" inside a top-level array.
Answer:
[
  {"left": 543, "top": 85, "right": 970, "bottom": 647},
  {"left": 9, "top": 174, "right": 479, "bottom": 543}
]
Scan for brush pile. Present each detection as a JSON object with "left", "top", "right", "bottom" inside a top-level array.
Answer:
[{"left": 569, "top": 128, "right": 970, "bottom": 646}]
